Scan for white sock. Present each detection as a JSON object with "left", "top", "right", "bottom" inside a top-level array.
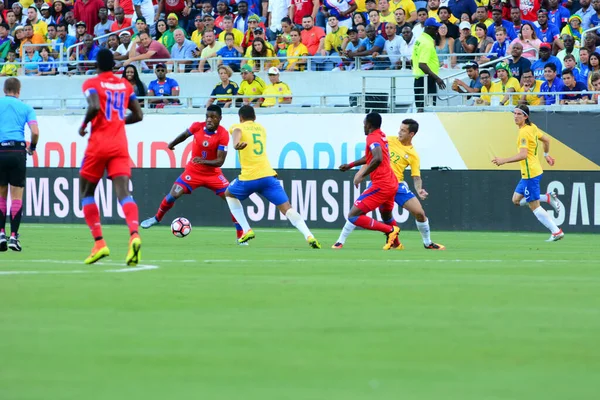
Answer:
[
  {"left": 519, "top": 198, "right": 528, "bottom": 206},
  {"left": 415, "top": 219, "right": 432, "bottom": 245},
  {"left": 532, "top": 206, "right": 560, "bottom": 234},
  {"left": 285, "top": 208, "right": 313, "bottom": 240},
  {"left": 337, "top": 220, "right": 356, "bottom": 244},
  {"left": 540, "top": 193, "right": 549, "bottom": 203},
  {"left": 225, "top": 197, "right": 251, "bottom": 232}
]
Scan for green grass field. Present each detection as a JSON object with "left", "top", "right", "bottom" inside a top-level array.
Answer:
[{"left": 0, "top": 224, "right": 599, "bottom": 400}]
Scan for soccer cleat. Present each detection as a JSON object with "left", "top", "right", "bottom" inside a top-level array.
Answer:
[
  {"left": 382, "top": 226, "right": 400, "bottom": 250},
  {"left": 126, "top": 235, "right": 142, "bottom": 266},
  {"left": 140, "top": 216, "right": 159, "bottom": 229},
  {"left": 547, "top": 192, "right": 561, "bottom": 213},
  {"left": 392, "top": 240, "right": 405, "bottom": 250},
  {"left": 237, "top": 241, "right": 249, "bottom": 246},
  {"left": 546, "top": 229, "right": 565, "bottom": 242},
  {"left": 331, "top": 242, "right": 344, "bottom": 249},
  {"left": 238, "top": 229, "right": 255, "bottom": 244},
  {"left": 84, "top": 242, "right": 110, "bottom": 264},
  {"left": 424, "top": 242, "right": 446, "bottom": 250},
  {"left": 0, "top": 232, "right": 6, "bottom": 252},
  {"left": 308, "top": 236, "right": 321, "bottom": 249},
  {"left": 8, "top": 236, "right": 21, "bottom": 252}
]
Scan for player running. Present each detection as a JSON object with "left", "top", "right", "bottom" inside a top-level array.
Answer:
[
  {"left": 79, "top": 49, "right": 144, "bottom": 265},
  {"left": 492, "top": 105, "right": 563, "bottom": 242},
  {"left": 224, "top": 106, "right": 321, "bottom": 248},
  {"left": 333, "top": 119, "right": 445, "bottom": 250},
  {"left": 140, "top": 105, "right": 244, "bottom": 242},
  {"left": 333, "top": 112, "right": 401, "bottom": 250},
  {"left": 0, "top": 78, "right": 39, "bottom": 252}
]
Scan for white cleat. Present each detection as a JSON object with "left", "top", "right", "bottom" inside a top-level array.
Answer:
[
  {"left": 140, "top": 216, "right": 159, "bottom": 229},
  {"left": 546, "top": 229, "right": 565, "bottom": 242},
  {"left": 547, "top": 192, "right": 561, "bottom": 213}
]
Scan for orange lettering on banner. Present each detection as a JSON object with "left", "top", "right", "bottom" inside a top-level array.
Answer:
[
  {"left": 151, "top": 142, "right": 175, "bottom": 168},
  {"left": 45, "top": 142, "right": 65, "bottom": 167},
  {"left": 181, "top": 142, "right": 193, "bottom": 168},
  {"left": 136, "top": 142, "right": 144, "bottom": 168},
  {"left": 70, "top": 142, "right": 77, "bottom": 167}
]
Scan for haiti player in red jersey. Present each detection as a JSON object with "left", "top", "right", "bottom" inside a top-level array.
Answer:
[
  {"left": 79, "top": 49, "right": 144, "bottom": 266},
  {"left": 335, "top": 112, "right": 401, "bottom": 250},
  {"left": 140, "top": 105, "right": 244, "bottom": 242}
]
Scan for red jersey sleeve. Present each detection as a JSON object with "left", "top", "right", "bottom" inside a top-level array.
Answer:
[
  {"left": 217, "top": 126, "right": 229, "bottom": 151},
  {"left": 82, "top": 78, "right": 98, "bottom": 98},
  {"left": 187, "top": 122, "right": 204, "bottom": 137}
]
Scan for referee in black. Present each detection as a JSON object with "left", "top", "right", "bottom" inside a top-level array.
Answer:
[{"left": 0, "top": 78, "right": 39, "bottom": 252}]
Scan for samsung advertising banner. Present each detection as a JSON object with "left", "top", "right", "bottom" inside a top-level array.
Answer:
[{"left": 21, "top": 169, "right": 600, "bottom": 233}]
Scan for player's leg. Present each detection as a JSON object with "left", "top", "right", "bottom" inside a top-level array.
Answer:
[
  {"left": 79, "top": 176, "right": 110, "bottom": 264},
  {"left": 0, "top": 150, "right": 27, "bottom": 251},
  {"left": 206, "top": 173, "right": 244, "bottom": 240},
  {"left": 517, "top": 191, "right": 561, "bottom": 213},
  {"left": 402, "top": 198, "right": 445, "bottom": 250},
  {"left": 7, "top": 185, "right": 24, "bottom": 251},
  {"left": 332, "top": 220, "right": 356, "bottom": 249},
  {"left": 523, "top": 177, "right": 564, "bottom": 241},
  {"left": 379, "top": 205, "right": 403, "bottom": 250},
  {"left": 224, "top": 179, "right": 254, "bottom": 243},
  {"left": 113, "top": 175, "right": 142, "bottom": 266},
  {"left": 141, "top": 180, "right": 189, "bottom": 229},
  {"left": 0, "top": 185, "right": 7, "bottom": 251}
]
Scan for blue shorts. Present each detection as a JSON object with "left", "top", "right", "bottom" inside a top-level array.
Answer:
[
  {"left": 228, "top": 176, "right": 289, "bottom": 206},
  {"left": 515, "top": 174, "right": 542, "bottom": 202},
  {"left": 394, "top": 182, "right": 416, "bottom": 207}
]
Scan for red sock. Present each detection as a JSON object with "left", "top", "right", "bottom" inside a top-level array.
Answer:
[
  {"left": 232, "top": 214, "right": 243, "bottom": 239},
  {"left": 120, "top": 197, "right": 139, "bottom": 236},
  {"left": 352, "top": 215, "right": 393, "bottom": 233},
  {"left": 156, "top": 193, "right": 176, "bottom": 222},
  {"left": 82, "top": 197, "right": 103, "bottom": 241}
]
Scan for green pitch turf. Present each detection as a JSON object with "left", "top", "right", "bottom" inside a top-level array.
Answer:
[{"left": 0, "top": 225, "right": 599, "bottom": 400}]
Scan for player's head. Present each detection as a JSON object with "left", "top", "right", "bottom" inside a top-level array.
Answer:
[
  {"left": 399, "top": 118, "right": 419, "bottom": 142},
  {"left": 514, "top": 104, "right": 531, "bottom": 126},
  {"left": 3, "top": 77, "right": 21, "bottom": 97},
  {"left": 364, "top": 112, "right": 382, "bottom": 135},
  {"left": 238, "top": 105, "right": 256, "bottom": 122},
  {"left": 96, "top": 48, "right": 115, "bottom": 72},
  {"left": 206, "top": 104, "right": 222, "bottom": 131}
]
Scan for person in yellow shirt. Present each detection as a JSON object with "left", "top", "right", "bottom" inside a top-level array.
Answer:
[
  {"left": 517, "top": 70, "right": 543, "bottom": 106},
  {"left": 474, "top": 69, "right": 493, "bottom": 105},
  {"left": 218, "top": 16, "right": 244, "bottom": 46},
  {"left": 190, "top": 15, "right": 203, "bottom": 48},
  {"left": 261, "top": 67, "right": 292, "bottom": 107},
  {"left": 26, "top": 6, "right": 48, "bottom": 39},
  {"left": 238, "top": 64, "right": 267, "bottom": 106},
  {"left": 224, "top": 105, "right": 321, "bottom": 248},
  {"left": 0, "top": 50, "right": 18, "bottom": 76},
  {"left": 389, "top": 0, "right": 416, "bottom": 23},
  {"left": 378, "top": 0, "right": 396, "bottom": 23},
  {"left": 428, "top": 0, "right": 458, "bottom": 24},
  {"left": 490, "top": 62, "right": 520, "bottom": 105},
  {"left": 492, "top": 104, "right": 564, "bottom": 242},
  {"left": 282, "top": 27, "right": 308, "bottom": 71}
]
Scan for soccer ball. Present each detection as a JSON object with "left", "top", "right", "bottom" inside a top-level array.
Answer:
[{"left": 171, "top": 217, "right": 192, "bottom": 238}]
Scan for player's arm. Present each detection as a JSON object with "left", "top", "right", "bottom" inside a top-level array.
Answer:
[
  {"left": 79, "top": 90, "right": 101, "bottom": 137},
  {"left": 354, "top": 145, "right": 383, "bottom": 187},
  {"left": 539, "top": 134, "right": 555, "bottom": 166},
  {"left": 339, "top": 155, "right": 367, "bottom": 171},
  {"left": 232, "top": 127, "right": 247, "bottom": 150},
  {"left": 168, "top": 130, "right": 192, "bottom": 150},
  {"left": 492, "top": 147, "right": 527, "bottom": 166},
  {"left": 194, "top": 149, "right": 227, "bottom": 167},
  {"left": 125, "top": 98, "right": 143, "bottom": 125}
]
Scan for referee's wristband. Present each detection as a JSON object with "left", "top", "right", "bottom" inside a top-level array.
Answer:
[{"left": 544, "top": 152, "right": 549, "bottom": 157}]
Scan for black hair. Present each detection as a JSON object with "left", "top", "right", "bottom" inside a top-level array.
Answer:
[
  {"left": 281, "top": 16, "right": 292, "bottom": 25},
  {"left": 123, "top": 64, "right": 146, "bottom": 97},
  {"left": 96, "top": 48, "right": 115, "bottom": 72},
  {"left": 402, "top": 118, "right": 419, "bottom": 135},
  {"left": 365, "top": 112, "right": 382, "bottom": 129},
  {"left": 438, "top": 6, "right": 451, "bottom": 13},
  {"left": 479, "top": 69, "right": 490, "bottom": 76},
  {"left": 543, "top": 62, "right": 557, "bottom": 72},
  {"left": 521, "top": 68, "right": 533, "bottom": 76},
  {"left": 561, "top": 68, "right": 574, "bottom": 77},
  {"left": 239, "top": 105, "right": 256, "bottom": 121},
  {"left": 207, "top": 104, "right": 222, "bottom": 117},
  {"left": 417, "top": 7, "right": 427, "bottom": 13}
]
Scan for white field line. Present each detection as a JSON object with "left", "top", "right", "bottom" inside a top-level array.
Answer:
[{"left": 0, "top": 260, "right": 159, "bottom": 275}]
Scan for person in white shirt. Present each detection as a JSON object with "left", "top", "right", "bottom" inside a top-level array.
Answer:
[
  {"left": 383, "top": 22, "right": 404, "bottom": 69},
  {"left": 412, "top": 8, "right": 427, "bottom": 39},
  {"left": 267, "top": 0, "right": 291, "bottom": 40},
  {"left": 400, "top": 25, "right": 415, "bottom": 60}
]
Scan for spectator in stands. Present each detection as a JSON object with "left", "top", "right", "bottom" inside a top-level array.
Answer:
[
  {"left": 563, "top": 53, "right": 585, "bottom": 83},
  {"left": 22, "top": 45, "right": 42, "bottom": 75},
  {"left": 245, "top": 36, "right": 277, "bottom": 71},
  {"left": 353, "top": 12, "right": 366, "bottom": 28},
  {"left": 0, "top": 48, "right": 17, "bottom": 76},
  {"left": 37, "top": 46, "right": 56, "bottom": 75},
  {"left": 126, "top": 30, "right": 171, "bottom": 67},
  {"left": 339, "top": 27, "right": 360, "bottom": 70},
  {"left": 579, "top": 47, "right": 590, "bottom": 78},
  {"left": 515, "top": 0, "right": 541, "bottom": 23},
  {"left": 435, "top": 23, "right": 454, "bottom": 68},
  {"left": 111, "top": 7, "right": 133, "bottom": 35},
  {"left": 383, "top": 22, "right": 403, "bottom": 68},
  {"left": 547, "top": 0, "right": 569, "bottom": 29},
  {"left": 540, "top": 63, "right": 563, "bottom": 105},
  {"left": 40, "top": 4, "right": 53, "bottom": 24},
  {"left": 218, "top": 15, "right": 243, "bottom": 45},
  {"left": 51, "top": 0, "right": 66, "bottom": 26},
  {"left": 212, "top": 31, "right": 243, "bottom": 70},
  {"left": 107, "top": 33, "right": 120, "bottom": 54},
  {"left": 20, "top": 24, "right": 45, "bottom": 58},
  {"left": 233, "top": 1, "right": 253, "bottom": 33},
  {"left": 64, "top": 11, "right": 77, "bottom": 37},
  {"left": 412, "top": 8, "right": 426, "bottom": 39},
  {"left": 159, "top": 13, "right": 185, "bottom": 52},
  {"left": 10, "top": 26, "right": 23, "bottom": 57},
  {"left": 448, "top": 0, "right": 476, "bottom": 22},
  {"left": 54, "top": 23, "right": 76, "bottom": 60},
  {"left": 154, "top": 19, "right": 167, "bottom": 40},
  {"left": 260, "top": 66, "right": 292, "bottom": 107},
  {"left": 452, "top": 61, "right": 482, "bottom": 96},
  {"left": 206, "top": 64, "right": 238, "bottom": 107},
  {"left": 587, "top": 71, "right": 600, "bottom": 103},
  {"left": 557, "top": 35, "right": 579, "bottom": 68},
  {"left": 322, "top": 0, "right": 357, "bottom": 33},
  {"left": 480, "top": 27, "right": 508, "bottom": 64},
  {"left": 535, "top": 9, "right": 560, "bottom": 46},
  {"left": 531, "top": 42, "right": 561, "bottom": 80},
  {"left": 267, "top": 0, "right": 289, "bottom": 40},
  {"left": 510, "top": 6, "right": 523, "bottom": 31},
  {"left": 367, "top": 10, "right": 384, "bottom": 38},
  {"left": 474, "top": 23, "right": 492, "bottom": 62},
  {"left": 147, "top": 63, "right": 180, "bottom": 107},
  {"left": 124, "top": 64, "right": 147, "bottom": 97},
  {"left": 94, "top": 7, "right": 112, "bottom": 46},
  {"left": 474, "top": 68, "right": 492, "bottom": 105},
  {"left": 471, "top": 6, "right": 492, "bottom": 34},
  {"left": 452, "top": 21, "right": 476, "bottom": 67},
  {"left": 0, "top": 22, "right": 11, "bottom": 61},
  {"left": 170, "top": 28, "right": 197, "bottom": 71},
  {"left": 200, "top": 0, "right": 214, "bottom": 18},
  {"left": 241, "top": 14, "right": 263, "bottom": 49},
  {"left": 391, "top": 0, "right": 416, "bottom": 23},
  {"left": 134, "top": 0, "right": 156, "bottom": 33},
  {"left": 577, "top": 0, "right": 594, "bottom": 31},
  {"left": 156, "top": 0, "right": 187, "bottom": 28},
  {"left": 214, "top": 0, "right": 231, "bottom": 31},
  {"left": 291, "top": 0, "right": 318, "bottom": 28},
  {"left": 378, "top": 0, "right": 394, "bottom": 24},
  {"left": 322, "top": 15, "right": 347, "bottom": 70},
  {"left": 560, "top": 68, "right": 589, "bottom": 104},
  {"left": 517, "top": 69, "right": 542, "bottom": 105},
  {"left": 347, "top": 24, "right": 387, "bottom": 69},
  {"left": 438, "top": 7, "right": 459, "bottom": 39},
  {"left": 284, "top": 27, "right": 308, "bottom": 70},
  {"left": 46, "top": 23, "right": 58, "bottom": 43},
  {"left": 75, "top": 21, "right": 89, "bottom": 42},
  {"left": 134, "top": 16, "right": 149, "bottom": 38},
  {"left": 488, "top": 6, "right": 517, "bottom": 41},
  {"left": 74, "top": 0, "right": 104, "bottom": 36},
  {"left": 508, "top": 42, "right": 531, "bottom": 81},
  {"left": 190, "top": 14, "right": 204, "bottom": 48},
  {"left": 583, "top": 32, "right": 600, "bottom": 56},
  {"left": 203, "top": 14, "right": 219, "bottom": 36},
  {"left": 509, "top": 23, "right": 541, "bottom": 62},
  {"left": 12, "top": 3, "right": 27, "bottom": 26},
  {"left": 412, "top": 18, "right": 446, "bottom": 111},
  {"left": 196, "top": 30, "right": 224, "bottom": 72},
  {"left": 6, "top": 11, "right": 18, "bottom": 37},
  {"left": 393, "top": 8, "right": 411, "bottom": 33},
  {"left": 400, "top": 25, "right": 414, "bottom": 61},
  {"left": 491, "top": 62, "right": 520, "bottom": 106},
  {"left": 238, "top": 63, "right": 266, "bottom": 106},
  {"left": 107, "top": 0, "right": 116, "bottom": 19},
  {"left": 586, "top": 52, "right": 600, "bottom": 88},
  {"left": 115, "top": 31, "right": 134, "bottom": 61},
  {"left": 300, "top": 15, "right": 326, "bottom": 70},
  {"left": 27, "top": 6, "right": 48, "bottom": 40}
]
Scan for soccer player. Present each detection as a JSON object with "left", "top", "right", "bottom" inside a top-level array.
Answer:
[
  {"left": 492, "top": 104, "right": 564, "bottom": 241},
  {"left": 0, "top": 78, "right": 39, "bottom": 252},
  {"left": 140, "top": 105, "right": 244, "bottom": 242},
  {"left": 224, "top": 105, "right": 321, "bottom": 249},
  {"left": 333, "top": 119, "right": 445, "bottom": 250},
  {"left": 333, "top": 112, "right": 401, "bottom": 250},
  {"left": 79, "top": 49, "right": 144, "bottom": 265}
]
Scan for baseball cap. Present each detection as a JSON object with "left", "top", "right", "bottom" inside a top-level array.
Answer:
[
  {"left": 14, "top": 25, "right": 23, "bottom": 32},
  {"left": 459, "top": 21, "right": 471, "bottom": 30},
  {"left": 268, "top": 66, "right": 280, "bottom": 75},
  {"left": 423, "top": 18, "right": 442, "bottom": 28},
  {"left": 248, "top": 14, "right": 260, "bottom": 22},
  {"left": 240, "top": 64, "right": 253, "bottom": 73},
  {"left": 12, "top": 2, "right": 22, "bottom": 8},
  {"left": 254, "top": 27, "right": 264, "bottom": 34},
  {"left": 76, "top": 21, "right": 87, "bottom": 27},
  {"left": 491, "top": 5, "right": 503, "bottom": 13},
  {"left": 155, "top": 63, "right": 167, "bottom": 69},
  {"left": 119, "top": 30, "right": 131, "bottom": 37},
  {"left": 539, "top": 42, "right": 551, "bottom": 50},
  {"left": 41, "top": 4, "right": 50, "bottom": 10},
  {"left": 463, "top": 61, "right": 479, "bottom": 70}
]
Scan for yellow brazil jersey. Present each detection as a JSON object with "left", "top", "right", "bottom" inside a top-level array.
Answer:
[
  {"left": 355, "top": 0, "right": 366, "bottom": 12},
  {"left": 517, "top": 123, "right": 544, "bottom": 179},
  {"left": 489, "top": 77, "right": 520, "bottom": 105},
  {"left": 191, "top": 30, "right": 203, "bottom": 48},
  {"left": 0, "top": 62, "right": 18, "bottom": 76},
  {"left": 218, "top": 28, "right": 244, "bottom": 46},
  {"left": 518, "top": 80, "right": 543, "bottom": 106},
  {"left": 261, "top": 81, "right": 292, "bottom": 107},
  {"left": 286, "top": 42, "right": 309, "bottom": 71},
  {"left": 230, "top": 121, "right": 277, "bottom": 181},
  {"left": 33, "top": 20, "right": 48, "bottom": 40},
  {"left": 480, "top": 84, "right": 491, "bottom": 104},
  {"left": 238, "top": 76, "right": 266, "bottom": 102},
  {"left": 388, "top": 136, "right": 421, "bottom": 183},
  {"left": 325, "top": 26, "right": 348, "bottom": 53},
  {"left": 380, "top": 13, "right": 396, "bottom": 23},
  {"left": 390, "top": 0, "right": 416, "bottom": 17},
  {"left": 428, "top": 10, "right": 458, "bottom": 24}
]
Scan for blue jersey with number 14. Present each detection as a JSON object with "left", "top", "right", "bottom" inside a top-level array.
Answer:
[{"left": 82, "top": 71, "right": 136, "bottom": 155}]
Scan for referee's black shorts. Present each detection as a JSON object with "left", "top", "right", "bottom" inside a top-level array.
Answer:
[{"left": 0, "top": 141, "right": 27, "bottom": 187}]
